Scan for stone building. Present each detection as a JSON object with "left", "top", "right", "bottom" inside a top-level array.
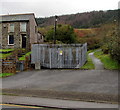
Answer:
[
  {"left": 0, "top": 13, "right": 43, "bottom": 49},
  {"left": 37, "top": 32, "right": 44, "bottom": 43}
]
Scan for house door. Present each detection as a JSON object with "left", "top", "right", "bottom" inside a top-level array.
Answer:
[{"left": 22, "top": 34, "right": 26, "bottom": 48}]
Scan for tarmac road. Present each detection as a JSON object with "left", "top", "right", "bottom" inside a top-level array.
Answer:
[
  {"left": 2, "top": 69, "right": 118, "bottom": 95},
  {"left": 1, "top": 52, "right": 119, "bottom": 104},
  {"left": 2, "top": 51, "right": 118, "bottom": 95},
  {"left": 2, "top": 69, "right": 118, "bottom": 103}
]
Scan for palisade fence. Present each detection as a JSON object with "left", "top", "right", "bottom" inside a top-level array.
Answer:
[{"left": 31, "top": 43, "right": 87, "bottom": 69}]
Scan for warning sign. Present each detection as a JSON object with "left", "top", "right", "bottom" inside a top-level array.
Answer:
[{"left": 59, "top": 50, "right": 63, "bottom": 55}]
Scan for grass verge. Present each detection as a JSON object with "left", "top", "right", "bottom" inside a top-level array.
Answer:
[
  {"left": 0, "top": 73, "right": 14, "bottom": 78},
  {"left": 81, "top": 55, "right": 95, "bottom": 70},
  {"left": 94, "top": 50, "right": 120, "bottom": 70}
]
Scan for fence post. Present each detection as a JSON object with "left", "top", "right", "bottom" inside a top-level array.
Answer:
[{"left": 49, "top": 48, "right": 52, "bottom": 69}]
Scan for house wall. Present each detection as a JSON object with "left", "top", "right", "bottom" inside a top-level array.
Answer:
[
  {"left": 1, "top": 21, "right": 30, "bottom": 49},
  {"left": 37, "top": 33, "right": 44, "bottom": 43},
  {"left": 1, "top": 13, "right": 41, "bottom": 50},
  {"left": 0, "top": 23, "right": 2, "bottom": 48},
  {"left": 29, "top": 15, "right": 37, "bottom": 45}
]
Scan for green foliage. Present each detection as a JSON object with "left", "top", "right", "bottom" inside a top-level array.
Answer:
[
  {"left": 100, "top": 22, "right": 120, "bottom": 63},
  {"left": 0, "top": 49, "right": 14, "bottom": 52},
  {"left": 102, "top": 43, "right": 109, "bottom": 54},
  {"left": 94, "top": 50, "right": 120, "bottom": 70},
  {"left": 101, "top": 55, "right": 120, "bottom": 70},
  {"left": 0, "top": 53, "right": 12, "bottom": 59},
  {"left": 109, "top": 29, "right": 120, "bottom": 63},
  {"left": 46, "top": 24, "right": 77, "bottom": 44},
  {"left": 81, "top": 55, "right": 95, "bottom": 70},
  {"left": 0, "top": 73, "right": 14, "bottom": 78},
  {"left": 19, "top": 52, "right": 31, "bottom": 61},
  {"left": 0, "top": 49, "right": 15, "bottom": 59},
  {"left": 87, "top": 49, "right": 98, "bottom": 53},
  {"left": 78, "top": 36, "right": 101, "bottom": 50}
]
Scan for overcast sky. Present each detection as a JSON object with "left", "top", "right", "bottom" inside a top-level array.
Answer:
[{"left": 0, "top": 0, "right": 119, "bottom": 17}]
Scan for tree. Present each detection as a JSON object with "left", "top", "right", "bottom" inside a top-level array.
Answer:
[
  {"left": 45, "top": 24, "right": 77, "bottom": 44},
  {"left": 100, "top": 21, "right": 120, "bottom": 63},
  {"left": 109, "top": 28, "right": 120, "bottom": 63}
]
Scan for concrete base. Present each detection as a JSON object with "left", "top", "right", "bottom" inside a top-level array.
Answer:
[{"left": 35, "top": 62, "right": 41, "bottom": 70}]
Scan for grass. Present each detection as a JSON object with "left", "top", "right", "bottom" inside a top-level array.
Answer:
[
  {"left": 0, "top": 73, "right": 14, "bottom": 78},
  {"left": 81, "top": 55, "right": 95, "bottom": 70},
  {"left": 19, "top": 51, "right": 31, "bottom": 61},
  {"left": 94, "top": 50, "right": 120, "bottom": 70},
  {"left": 0, "top": 49, "right": 14, "bottom": 59},
  {"left": 81, "top": 50, "right": 95, "bottom": 70},
  {"left": 0, "top": 49, "right": 14, "bottom": 52},
  {"left": 87, "top": 49, "right": 98, "bottom": 54},
  {"left": 0, "top": 53, "right": 12, "bottom": 59}
]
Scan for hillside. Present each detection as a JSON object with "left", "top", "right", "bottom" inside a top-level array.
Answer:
[
  {"left": 36, "top": 9, "right": 118, "bottom": 28},
  {"left": 74, "top": 28, "right": 100, "bottom": 38}
]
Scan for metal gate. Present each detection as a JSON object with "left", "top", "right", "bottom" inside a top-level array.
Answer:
[{"left": 31, "top": 43, "right": 87, "bottom": 69}]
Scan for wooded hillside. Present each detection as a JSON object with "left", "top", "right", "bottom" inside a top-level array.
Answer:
[{"left": 36, "top": 10, "right": 118, "bottom": 28}]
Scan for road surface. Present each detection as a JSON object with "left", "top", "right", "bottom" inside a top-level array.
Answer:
[{"left": 1, "top": 52, "right": 119, "bottom": 108}]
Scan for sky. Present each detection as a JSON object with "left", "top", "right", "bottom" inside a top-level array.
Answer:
[{"left": 0, "top": 0, "right": 119, "bottom": 17}]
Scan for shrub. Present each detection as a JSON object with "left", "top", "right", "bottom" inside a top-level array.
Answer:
[{"left": 45, "top": 24, "right": 77, "bottom": 44}]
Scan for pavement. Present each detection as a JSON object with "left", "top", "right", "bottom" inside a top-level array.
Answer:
[
  {"left": 1, "top": 103, "right": 42, "bottom": 109},
  {"left": 2, "top": 95, "right": 118, "bottom": 109},
  {"left": 89, "top": 52, "right": 104, "bottom": 70},
  {"left": 1, "top": 103, "right": 62, "bottom": 109}
]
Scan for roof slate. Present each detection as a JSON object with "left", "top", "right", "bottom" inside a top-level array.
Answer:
[{"left": 0, "top": 13, "right": 34, "bottom": 22}]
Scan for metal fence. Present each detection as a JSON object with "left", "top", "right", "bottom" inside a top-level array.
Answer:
[{"left": 31, "top": 43, "right": 87, "bottom": 69}]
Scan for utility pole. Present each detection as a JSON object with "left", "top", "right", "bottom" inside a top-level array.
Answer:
[{"left": 54, "top": 15, "right": 58, "bottom": 44}]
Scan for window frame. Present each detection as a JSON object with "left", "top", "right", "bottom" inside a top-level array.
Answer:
[
  {"left": 20, "top": 22, "right": 27, "bottom": 32},
  {"left": 8, "top": 23, "right": 14, "bottom": 32},
  {"left": 8, "top": 35, "right": 14, "bottom": 45}
]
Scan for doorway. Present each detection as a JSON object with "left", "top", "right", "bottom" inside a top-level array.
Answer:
[{"left": 22, "top": 34, "right": 26, "bottom": 48}]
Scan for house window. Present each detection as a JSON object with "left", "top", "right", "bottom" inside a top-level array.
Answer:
[
  {"left": 8, "top": 35, "right": 14, "bottom": 45},
  {"left": 8, "top": 23, "right": 14, "bottom": 32},
  {"left": 20, "top": 22, "right": 26, "bottom": 32}
]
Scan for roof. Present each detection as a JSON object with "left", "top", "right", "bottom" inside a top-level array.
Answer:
[{"left": 0, "top": 13, "right": 35, "bottom": 22}]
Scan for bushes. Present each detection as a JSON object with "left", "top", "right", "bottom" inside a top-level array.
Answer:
[
  {"left": 109, "top": 31, "right": 120, "bottom": 63},
  {"left": 102, "top": 25, "right": 120, "bottom": 63},
  {"left": 100, "top": 22, "right": 120, "bottom": 64},
  {"left": 78, "top": 37, "right": 101, "bottom": 50},
  {"left": 102, "top": 43, "right": 109, "bottom": 54},
  {"left": 45, "top": 24, "right": 77, "bottom": 44}
]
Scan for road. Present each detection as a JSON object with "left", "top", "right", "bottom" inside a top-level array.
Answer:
[
  {"left": 2, "top": 69, "right": 118, "bottom": 103},
  {"left": 1, "top": 103, "right": 62, "bottom": 110},
  {"left": 1, "top": 51, "right": 119, "bottom": 108},
  {"left": 2, "top": 68, "right": 118, "bottom": 94}
]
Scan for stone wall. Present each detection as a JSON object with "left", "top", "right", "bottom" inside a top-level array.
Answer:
[{"left": 1, "top": 21, "right": 30, "bottom": 50}]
